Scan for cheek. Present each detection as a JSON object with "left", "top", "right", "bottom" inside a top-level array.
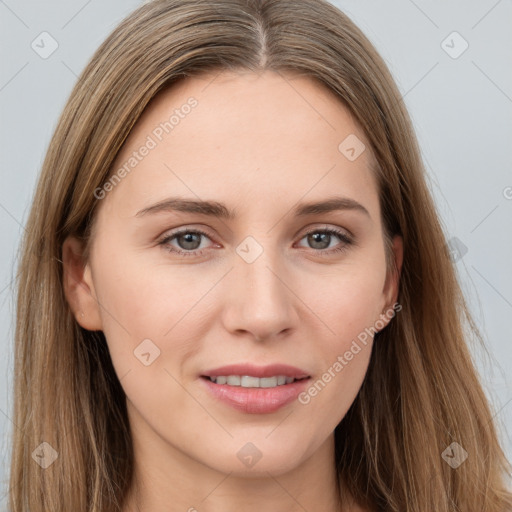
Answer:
[
  {"left": 296, "top": 339, "right": 371, "bottom": 445},
  {"left": 90, "top": 250, "right": 211, "bottom": 430},
  {"left": 292, "top": 261, "right": 386, "bottom": 425},
  {"left": 93, "top": 238, "right": 216, "bottom": 327},
  {"left": 89, "top": 243, "right": 217, "bottom": 378},
  {"left": 302, "top": 262, "right": 387, "bottom": 343}
]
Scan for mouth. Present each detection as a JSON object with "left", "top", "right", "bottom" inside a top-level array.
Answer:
[{"left": 199, "top": 364, "right": 311, "bottom": 414}]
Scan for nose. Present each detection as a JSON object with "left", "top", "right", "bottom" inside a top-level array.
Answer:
[{"left": 220, "top": 243, "right": 299, "bottom": 342}]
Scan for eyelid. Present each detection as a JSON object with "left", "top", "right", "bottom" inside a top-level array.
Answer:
[
  {"left": 298, "top": 223, "right": 353, "bottom": 239},
  {"left": 157, "top": 224, "right": 216, "bottom": 243}
]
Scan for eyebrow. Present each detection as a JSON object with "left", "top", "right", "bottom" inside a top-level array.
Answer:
[{"left": 135, "top": 196, "right": 370, "bottom": 219}]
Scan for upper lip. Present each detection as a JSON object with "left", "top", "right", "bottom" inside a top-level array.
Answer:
[{"left": 201, "top": 363, "right": 310, "bottom": 379}]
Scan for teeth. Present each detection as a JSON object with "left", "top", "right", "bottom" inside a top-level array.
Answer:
[
  {"left": 226, "top": 375, "right": 241, "bottom": 386},
  {"left": 208, "top": 375, "right": 300, "bottom": 388},
  {"left": 241, "top": 376, "right": 260, "bottom": 387},
  {"left": 259, "top": 377, "right": 277, "bottom": 388}
]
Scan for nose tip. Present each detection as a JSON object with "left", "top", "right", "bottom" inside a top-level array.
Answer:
[{"left": 220, "top": 248, "right": 298, "bottom": 341}]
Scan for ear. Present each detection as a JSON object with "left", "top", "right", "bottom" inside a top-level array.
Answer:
[
  {"left": 378, "top": 234, "right": 403, "bottom": 328},
  {"left": 61, "top": 236, "right": 103, "bottom": 331}
]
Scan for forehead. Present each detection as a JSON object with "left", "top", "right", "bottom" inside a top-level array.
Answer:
[
  {"left": 132, "top": 69, "right": 366, "bottom": 147},
  {"left": 101, "top": 70, "right": 380, "bottom": 221}
]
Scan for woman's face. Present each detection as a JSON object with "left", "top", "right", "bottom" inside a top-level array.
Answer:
[{"left": 65, "top": 70, "right": 401, "bottom": 476}]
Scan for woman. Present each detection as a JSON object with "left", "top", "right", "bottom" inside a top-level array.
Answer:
[{"left": 9, "top": 0, "right": 512, "bottom": 510}]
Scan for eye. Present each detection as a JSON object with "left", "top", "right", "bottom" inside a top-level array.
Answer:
[
  {"left": 159, "top": 228, "right": 216, "bottom": 257},
  {"left": 296, "top": 227, "right": 353, "bottom": 256}
]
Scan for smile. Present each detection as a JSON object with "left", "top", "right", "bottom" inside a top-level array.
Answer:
[
  {"left": 200, "top": 364, "right": 312, "bottom": 414},
  {"left": 206, "top": 375, "right": 306, "bottom": 387}
]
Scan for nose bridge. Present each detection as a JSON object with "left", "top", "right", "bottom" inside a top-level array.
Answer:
[
  {"left": 222, "top": 235, "right": 297, "bottom": 339},
  {"left": 240, "top": 248, "right": 283, "bottom": 301}
]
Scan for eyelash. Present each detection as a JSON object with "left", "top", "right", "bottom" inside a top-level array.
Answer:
[{"left": 158, "top": 227, "right": 354, "bottom": 258}]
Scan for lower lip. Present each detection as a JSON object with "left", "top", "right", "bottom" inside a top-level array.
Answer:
[{"left": 200, "top": 377, "right": 310, "bottom": 414}]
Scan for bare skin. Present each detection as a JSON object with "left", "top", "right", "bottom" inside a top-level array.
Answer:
[{"left": 63, "top": 69, "right": 402, "bottom": 512}]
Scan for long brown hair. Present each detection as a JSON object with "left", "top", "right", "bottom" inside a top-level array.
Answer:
[{"left": 10, "top": 0, "right": 512, "bottom": 510}]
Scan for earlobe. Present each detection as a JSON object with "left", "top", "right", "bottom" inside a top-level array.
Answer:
[{"left": 61, "top": 236, "right": 103, "bottom": 331}]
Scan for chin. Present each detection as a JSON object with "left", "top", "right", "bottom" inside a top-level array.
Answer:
[
  {"left": 212, "top": 454, "right": 304, "bottom": 478},
  {"left": 196, "top": 436, "right": 314, "bottom": 477}
]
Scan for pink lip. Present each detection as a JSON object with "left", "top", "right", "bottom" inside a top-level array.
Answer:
[
  {"left": 200, "top": 363, "right": 311, "bottom": 414},
  {"left": 200, "top": 378, "right": 310, "bottom": 414}
]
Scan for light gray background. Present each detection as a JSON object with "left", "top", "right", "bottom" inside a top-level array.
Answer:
[{"left": 1, "top": 0, "right": 511, "bottom": 505}]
